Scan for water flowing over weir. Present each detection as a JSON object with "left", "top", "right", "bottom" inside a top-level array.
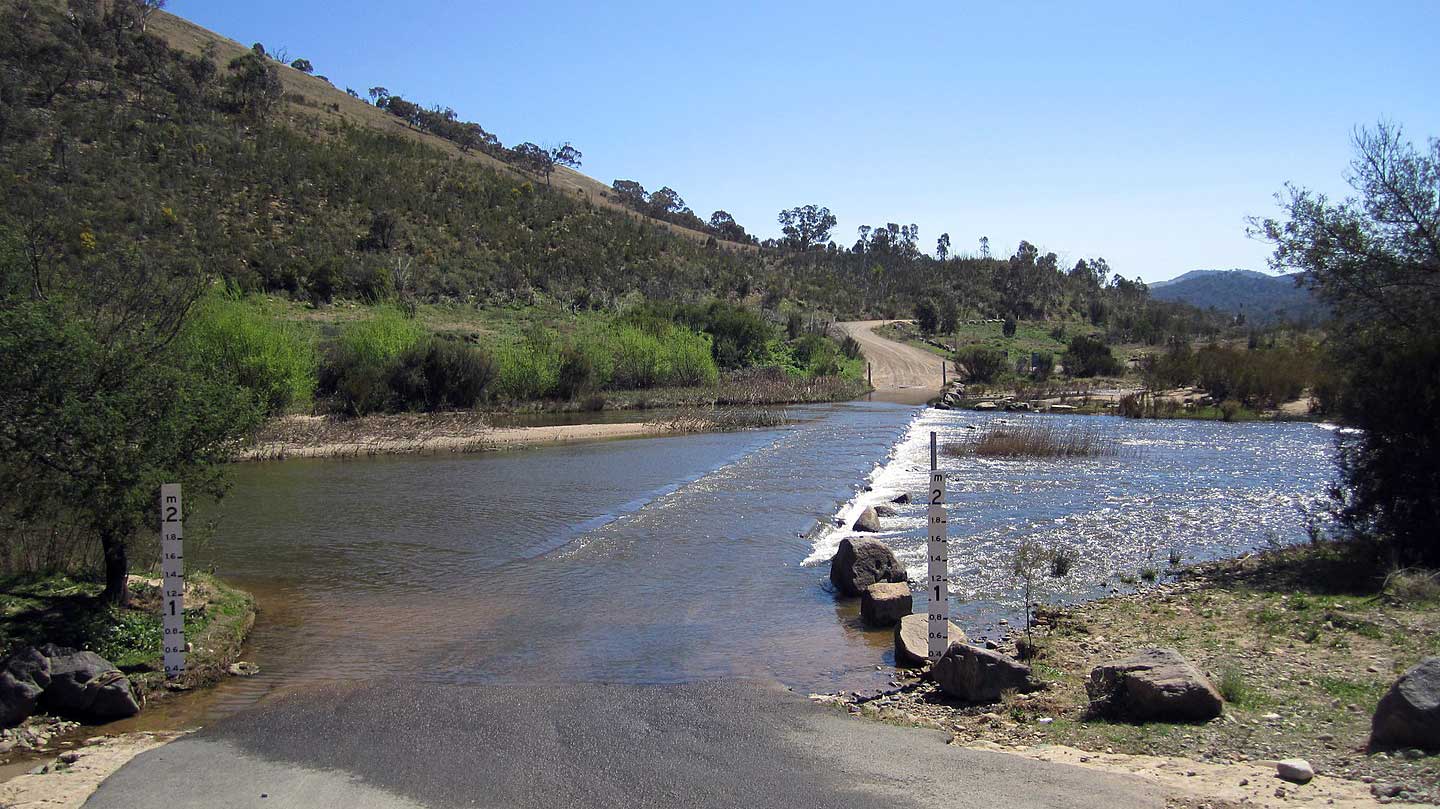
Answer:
[
  {"left": 810, "top": 409, "right": 1336, "bottom": 629},
  {"left": 151, "top": 403, "right": 1335, "bottom": 727}
]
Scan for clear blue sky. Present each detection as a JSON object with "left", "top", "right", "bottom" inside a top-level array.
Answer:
[{"left": 173, "top": 0, "right": 1439, "bottom": 283}]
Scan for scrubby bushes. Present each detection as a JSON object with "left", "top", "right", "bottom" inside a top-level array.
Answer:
[
  {"left": 489, "top": 320, "right": 718, "bottom": 403},
  {"left": 182, "top": 293, "right": 317, "bottom": 415},
  {"left": 956, "top": 346, "right": 1006, "bottom": 383},
  {"left": 1063, "top": 335, "right": 1123, "bottom": 377},
  {"left": 324, "top": 308, "right": 427, "bottom": 414},
  {"left": 389, "top": 338, "right": 496, "bottom": 411}
]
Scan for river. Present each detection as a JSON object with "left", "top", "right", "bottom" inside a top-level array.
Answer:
[{"left": 153, "top": 404, "right": 1334, "bottom": 726}]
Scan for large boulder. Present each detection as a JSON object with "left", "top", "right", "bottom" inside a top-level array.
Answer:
[
  {"left": 0, "top": 648, "right": 52, "bottom": 727},
  {"left": 890, "top": 494, "right": 911, "bottom": 505},
  {"left": 860, "top": 582, "right": 912, "bottom": 627},
  {"left": 829, "top": 537, "right": 906, "bottom": 597},
  {"left": 873, "top": 504, "right": 898, "bottom": 518},
  {"left": 894, "top": 613, "right": 966, "bottom": 667},
  {"left": 1086, "top": 647, "right": 1223, "bottom": 722},
  {"left": 853, "top": 507, "right": 882, "bottom": 533},
  {"left": 933, "top": 642, "right": 1037, "bottom": 702},
  {"left": 1370, "top": 656, "right": 1440, "bottom": 751},
  {"left": 39, "top": 646, "right": 140, "bottom": 722}
]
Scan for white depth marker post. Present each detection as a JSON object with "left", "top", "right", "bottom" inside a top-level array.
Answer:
[
  {"left": 927, "top": 432, "right": 949, "bottom": 662},
  {"left": 159, "top": 483, "right": 185, "bottom": 677}
]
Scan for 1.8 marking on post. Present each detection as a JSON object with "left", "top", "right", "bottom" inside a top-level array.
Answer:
[{"left": 160, "top": 483, "right": 185, "bottom": 678}]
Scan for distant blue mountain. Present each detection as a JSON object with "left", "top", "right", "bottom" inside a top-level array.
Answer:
[{"left": 1148, "top": 269, "right": 1324, "bottom": 325}]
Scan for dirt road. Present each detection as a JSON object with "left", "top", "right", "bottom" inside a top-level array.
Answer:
[{"left": 835, "top": 320, "right": 953, "bottom": 404}]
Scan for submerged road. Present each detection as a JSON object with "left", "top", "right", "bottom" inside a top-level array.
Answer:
[
  {"left": 835, "top": 320, "right": 954, "bottom": 404},
  {"left": 83, "top": 326, "right": 1160, "bottom": 808},
  {"left": 86, "top": 681, "right": 1162, "bottom": 809}
]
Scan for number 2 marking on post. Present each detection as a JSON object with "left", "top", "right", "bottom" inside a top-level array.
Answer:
[{"left": 159, "top": 484, "right": 185, "bottom": 678}]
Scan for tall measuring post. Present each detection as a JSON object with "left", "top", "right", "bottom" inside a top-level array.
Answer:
[
  {"left": 927, "top": 432, "right": 949, "bottom": 662},
  {"left": 159, "top": 484, "right": 185, "bottom": 677}
]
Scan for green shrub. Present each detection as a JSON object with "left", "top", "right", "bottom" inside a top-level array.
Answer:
[
  {"left": 698, "top": 303, "right": 770, "bottom": 369},
  {"left": 1064, "top": 334, "right": 1123, "bottom": 377},
  {"left": 183, "top": 292, "right": 317, "bottom": 415},
  {"left": 326, "top": 307, "right": 426, "bottom": 414},
  {"left": 1033, "top": 352, "right": 1055, "bottom": 381},
  {"left": 1219, "top": 399, "right": 1243, "bottom": 422},
  {"left": 1218, "top": 665, "right": 1250, "bottom": 705},
  {"left": 956, "top": 346, "right": 1006, "bottom": 383},
  {"left": 556, "top": 344, "right": 598, "bottom": 399},
  {"left": 492, "top": 339, "right": 561, "bottom": 401},
  {"left": 840, "top": 335, "right": 862, "bottom": 360},
  {"left": 610, "top": 324, "right": 664, "bottom": 388},
  {"left": 388, "top": 338, "right": 494, "bottom": 411}
]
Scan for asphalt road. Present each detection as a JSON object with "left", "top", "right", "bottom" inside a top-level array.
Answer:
[
  {"left": 835, "top": 320, "right": 954, "bottom": 404},
  {"left": 85, "top": 681, "right": 1162, "bottom": 809}
]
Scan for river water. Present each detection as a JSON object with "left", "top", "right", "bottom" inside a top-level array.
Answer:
[{"left": 154, "top": 404, "right": 1334, "bottom": 725}]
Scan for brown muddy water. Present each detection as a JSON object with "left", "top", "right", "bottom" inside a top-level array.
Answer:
[{"left": 109, "top": 404, "right": 1337, "bottom": 732}]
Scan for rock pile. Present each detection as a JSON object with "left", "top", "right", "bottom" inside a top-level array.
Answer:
[{"left": 0, "top": 645, "right": 140, "bottom": 728}]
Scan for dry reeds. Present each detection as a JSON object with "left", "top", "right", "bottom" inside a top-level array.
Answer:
[
  {"left": 650, "top": 406, "right": 788, "bottom": 434},
  {"left": 945, "top": 422, "right": 1123, "bottom": 458}
]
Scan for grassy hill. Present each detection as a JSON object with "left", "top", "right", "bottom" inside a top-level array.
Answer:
[
  {"left": 146, "top": 11, "right": 748, "bottom": 250},
  {"left": 1, "top": 0, "right": 1236, "bottom": 382},
  {"left": 1148, "top": 269, "right": 1324, "bottom": 326}
]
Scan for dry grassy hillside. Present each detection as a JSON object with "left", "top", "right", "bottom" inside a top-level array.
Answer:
[{"left": 147, "top": 10, "right": 754, "bottom": 251}]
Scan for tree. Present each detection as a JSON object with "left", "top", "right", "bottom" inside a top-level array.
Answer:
[
  {"left": 939, "top": 297, "right": 959, "bottom": 334},
  {"left": 936, "top": 232, "right": 950, "bottom": 261},
  {"left": 548, "top": 142, "right": 582, "bottom": 177},
  {"left": 224, "top": 51, "right": 282, "bottom": 119},
  {"left": 647, "top": 187, "right": 685, "bottom": 215},
  {"left": 777, "top": 205, "right": 836, "bottom": 251},
  {"left": 0, "top": 261, "right": 260, "bottom": 606},
  {"left": 708, "top": 210, "right": 749, "bottom": 242},
  {"left": 289, "top": 58, "right": 313, "bottom": 73},
  {"left": 979, "top": 236, "right": 991, "bottom": 259},
  {"left": 367, "top": 86, "right": 390, "bottom": 106},
  {"left": 1064, "top": 334, "right": 1123, "bottom": 377},
  {"left": 510, "top": 142, "right": 551, "bottom": 181},
  {"left": 914, "top": 299, "right": 939, "bottom": 334},
  {"left": 611, "top": 179, "right": 648, "bottom": 208},
  {"left": 1254, "top": 123, "right": 1440, "bottom": 564}
]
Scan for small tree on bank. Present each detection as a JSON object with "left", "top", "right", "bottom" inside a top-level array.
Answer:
[
  {"left": 0, "top": 260, "right": 260, "bottom": 605},
  {"left": 1254, "top": 123, "right": 1440, "bottom": 565}
]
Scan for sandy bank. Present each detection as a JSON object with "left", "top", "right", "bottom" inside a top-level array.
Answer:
[
  {"left": 0, "top": 732, "right": 178, "bottom": 808},
  {"left": 235, "top": 413, "right": 707, "bottom": 461}
]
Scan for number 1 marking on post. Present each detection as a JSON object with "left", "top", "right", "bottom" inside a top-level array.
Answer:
[
  {"left": 927, "top": 432, "right": 949, "bottom": 662},
  {"left": 160, "top": 483, "right": 185, "bottom": 678}
]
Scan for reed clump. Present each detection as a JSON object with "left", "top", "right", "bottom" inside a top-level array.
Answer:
[{"left": 944, "top": 422, "right": 1123, "bottom": 458}]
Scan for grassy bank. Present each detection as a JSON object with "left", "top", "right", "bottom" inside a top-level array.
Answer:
[
  {"left": 193, "top": 294, "right": 867, "bottom": 420},
  {"left": 0, "top": 572, "right": 255, "bottom": 696},
  {"left": 834, "top": 543, "right": 1439, "bottom": 802}
]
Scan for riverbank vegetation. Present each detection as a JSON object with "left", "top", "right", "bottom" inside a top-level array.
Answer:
[
  {"left": 1254, "top": 124, "right": 1439, "bottom": 568},
  {"left": 848, "top": 543, "right": 1439, "bottom": 802},
  {"left": 944, "top": 423, "right": 1123, "bottom": 459},
  {"left": 0, "top": 572, "right": 255, "bottom": 692}
]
